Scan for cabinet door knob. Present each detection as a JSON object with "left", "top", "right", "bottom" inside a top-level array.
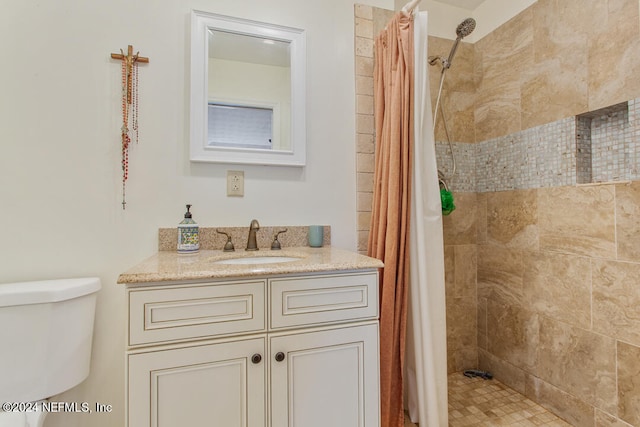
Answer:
[
  {"left": 251, "top": 353, "right": 262, "bottom": 364},
  {"left": 274, "top": 352, "right": 285, "bottom": 362}
]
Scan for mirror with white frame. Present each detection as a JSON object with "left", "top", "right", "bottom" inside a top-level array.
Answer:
[{"left": 190, "top": 10, "right": 306, "bottom": 166}]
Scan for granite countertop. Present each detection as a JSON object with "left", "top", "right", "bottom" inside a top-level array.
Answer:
[{"left": 117, "top": 247, "right": 384, "bottom": 284}]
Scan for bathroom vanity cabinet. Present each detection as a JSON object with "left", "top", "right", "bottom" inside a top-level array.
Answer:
[{"left": 124, "top": 269, "right": 380, "bottom": 427}]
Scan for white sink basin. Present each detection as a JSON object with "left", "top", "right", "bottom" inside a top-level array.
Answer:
[{"left": 213, "top": 256, "right": 302, "bottom": 265}]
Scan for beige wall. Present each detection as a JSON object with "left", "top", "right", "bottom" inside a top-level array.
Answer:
[{"left": 357, "top": 0, "right": 640, "bottom": 425}]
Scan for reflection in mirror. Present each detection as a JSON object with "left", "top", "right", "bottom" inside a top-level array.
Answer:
[
  {"left": 207, "top": 103, "right": 274, "bottom": 149},
  {"left": 207, "top": 30, "right": 290, "bottom": 151},
  {"left": 190, "top": 10, "right": 306, "bottom": 166}
]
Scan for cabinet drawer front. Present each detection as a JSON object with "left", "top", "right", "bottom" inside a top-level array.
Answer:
[
  {"left": 129, "top": 281, "right": 265, "bottom": 346},
  {"left": 270, "top": 273, "right": 378, "bottom": 329}
]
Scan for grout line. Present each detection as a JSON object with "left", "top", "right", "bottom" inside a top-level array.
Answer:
[{"left": 576, "top": 180, "right": 630, "bottom": 187}]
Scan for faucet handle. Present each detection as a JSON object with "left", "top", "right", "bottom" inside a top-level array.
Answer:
[
  {"left": 216, "top": 229, "right": 235, "bottom": 252},
  {"left": 271, "top": 229, "right": 288, "bottom": 250}
]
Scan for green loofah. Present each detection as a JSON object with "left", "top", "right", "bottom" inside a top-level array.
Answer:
[{"left": 440, "top": 188, "right": 456, "bottom": 215}]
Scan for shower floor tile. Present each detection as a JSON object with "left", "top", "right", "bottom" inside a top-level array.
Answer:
[{"left": 404, "top": 373, "right": 573, "bottom": 426}]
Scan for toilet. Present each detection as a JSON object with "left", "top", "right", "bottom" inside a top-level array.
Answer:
[{"left": 0, "top": 277, "right": 101, "bottom": 427}]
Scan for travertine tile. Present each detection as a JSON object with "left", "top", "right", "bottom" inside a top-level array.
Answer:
[
  {"left": 372, "top": 7, "right": 394, "bottom": 36},
  {"left": 476, "top": 8, "right": 534, "bottom": 92},
  {"left": 487, "top": 300, "right": 538, "bottom": 373},
  {"left": 429, "top": 37, "right": 476, "bottom": 143},
  {"left": 616, "top": 181, "right": 640, "bottom": 262},
  {"left": 486, "top": 189, "right": 538, "bottom": 249},
  {"left": 435, "top": 89, "right": 476, "bottom": 143},
  {"left": 354, "top": 36, "right": 373, "bottom": 57},
  {"left": 536, "top": 317, "right": 617, "bottom": 414},
  {"left": 525, "top": 0, "right": 590, "bottom": 128},
  {"left": 356, "top": 151, "right": 374, "bottom": 172},
  {"left": 354, "top": 55, "right": 373, "bottom": 77},
  {"left": 446, "top": 296, "right": 478, "bottom": 373},
  {"left": 476, "top": 192, "right": 487, "bottom": 244},
  {"left": 538, "top": 185, "right": 616, "bottom": 258},
  {"left": 475, "top": 9, "right": 533, "bottom": 141},
  {"left": 356, "top": 94, "right": 374, "bottom": 115},
  {"left": 429, "top": 35, "right": 475, "bottom": 143},
  {"left": 525, "top": 374, "right": 595, "bottom": 427},
  {"left": 446, "top": 373, "right": 573, "bottom": 427},
  {"left": 427, "top": 37, "right": 451, "bottom": 101},
  {"left": 477, "top": 297, "right": 487, "bottom": 350},
  {"left": 587, "top": 0, "right": 640, "bottom": 111},
  {"left": 521, "top": 56, "right": 588, "bottom": 130},
  {"left": 454, "top": 244, "right": 477, "bottom": 298},
  {"left": 523, "top": 251, "right": 591, "bottom": 329},
  {"left": 595, "top": 408, "right": 634, "bottom": 427},
  {"left": 356, "top": 133, "right": 374, "bottom": 153},
  {"left": 592, "top": 259, "right": 640, "bottom": 347},
  {"left": 617, "top": 341, "right": 640, "bottom": 426},
  {"left": 355, "top": 75, "right": 374, "bottom": 97},
  {"left": 444, "top": 245, "right": 455, "bottom": 298},
  {"left": 442, "top": 192, "right": 477, "bottom": 245},
  {"left": 530, "top": 0, "right": 595, "bottom": 63},
  {"left": 478, "top": 348, "right": 526, "bottom": 394},
  {"left": 441, "top": 41, "right": 475, "bottom": 94},
  {"left": 354, "top": 4, "right": 372, "bottom": 19},
  {"left": 356, "top": 113, "right": 374, "bottom": 134},
  {"left": 356, "top": 172, "right": 374, "bottom": 192},
  {"left": 356, "top": 191, "right": 372, "bottom": 211},
  {"left": 474, "top": 81, "right": 522, "bottom": 142},
  {"left": 357, "top": 230, "right": 369, "bottom": 253},
  {"left": 477, "top": 245, "right": 523, "bottom": 305},
  {"left": 357, "top": 211, "right": 371, "bottom": 231},
  {"left": 354, "top": 17, "right": 373, "bottom": 38}
]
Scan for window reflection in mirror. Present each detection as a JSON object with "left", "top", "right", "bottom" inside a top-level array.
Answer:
[{"left": 207, "top": 103, "right": 273, "bottom": 150}]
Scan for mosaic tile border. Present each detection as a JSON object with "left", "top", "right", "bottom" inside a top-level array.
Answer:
[{"left": 436, "top": 98, "right": 640, "bottom": 193}]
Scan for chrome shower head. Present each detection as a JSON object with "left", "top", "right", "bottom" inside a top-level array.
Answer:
[
  {"left": 456, "top": 18, "right": 476, "bottom": 39},
  {"left": 443, "top": 18, "right": 476, "bottom": 69}
]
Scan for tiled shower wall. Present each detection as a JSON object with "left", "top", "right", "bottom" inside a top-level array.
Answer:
[
  {"left": 441, "top": 99, "right": 640, "bottom": 193},
  {"left": 356, "top": 0, "right": 640, "bottom": 425},
  {"left": 354, "top": 5, "right": 394, "bottom": 255}
]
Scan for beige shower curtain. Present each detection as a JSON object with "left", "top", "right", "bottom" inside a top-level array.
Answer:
[{"left": 367, "top": 11, "right": 414, "bottom": 427}]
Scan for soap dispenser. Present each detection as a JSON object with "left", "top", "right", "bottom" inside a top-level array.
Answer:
[{"left": 177, "top": 204, "right": 199, "bottom": 254}]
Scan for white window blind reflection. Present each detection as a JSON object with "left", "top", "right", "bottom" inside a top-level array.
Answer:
[{"left": 207, "top": 103, "right": 273, "bottom": 149}]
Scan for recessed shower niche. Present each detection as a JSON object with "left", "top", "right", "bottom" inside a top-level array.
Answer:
[
  {"left": 469, "top": 97, "right": 640, "bottom": 193},
  {"left": 575, "top": 100, "right": 639, "bottom": 184}
]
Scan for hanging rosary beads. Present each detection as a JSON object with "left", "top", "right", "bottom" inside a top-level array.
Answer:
[{"left": 111, "top": 45, "right": 149, "bottom": 209}]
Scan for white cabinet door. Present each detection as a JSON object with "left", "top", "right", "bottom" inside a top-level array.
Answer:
[
  {"left": 270, "top": 323, "right": 379, "bottom": 427},
  {"left": 128, "top": 337, "right": 266, "bottom": 427}
]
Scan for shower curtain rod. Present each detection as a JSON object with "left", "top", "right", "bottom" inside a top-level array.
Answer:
[{"left": 402, "top": 0, "right": 422, "bottom": 13}]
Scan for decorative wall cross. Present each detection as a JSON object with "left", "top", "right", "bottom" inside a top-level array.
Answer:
[{"left": 110, "top": 45, "right": 149, "bottom": 209}]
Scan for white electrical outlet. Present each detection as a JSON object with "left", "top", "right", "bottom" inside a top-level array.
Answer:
[{"left": 227, "top": 170, "right": 244, "bottom": 197}]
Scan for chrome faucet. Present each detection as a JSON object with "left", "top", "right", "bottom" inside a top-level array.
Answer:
[{"left": 246, "top": 219, "right": 260, "bottom": 251}]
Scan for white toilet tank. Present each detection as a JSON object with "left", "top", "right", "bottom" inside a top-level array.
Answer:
[{"left": 0, "top": 277, "right": 101, "bottom": 403}]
